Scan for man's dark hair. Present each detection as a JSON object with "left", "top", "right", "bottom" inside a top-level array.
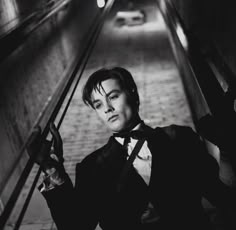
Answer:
[{"left": 82, "top": 67, "right": 140, "bottom": 110}]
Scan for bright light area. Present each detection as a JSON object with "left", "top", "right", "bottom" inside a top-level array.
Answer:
[
  {"left": 3, "top": 1, "right": 19, "bottom": 26},
  {"left": 176, "top": 23, "right": 188, "bottom": 50},
  {"left": 97, "top": 0, "right": 105, "bottom": 8},
  {"left": 116, "top": 11, "right": 143, "bottom": 19},
  {"left": 159, "top": 0, "right": 167, "bottom": 14}
]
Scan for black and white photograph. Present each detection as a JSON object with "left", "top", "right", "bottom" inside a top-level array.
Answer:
[{"left": 0, "top": 0, "right": 235, "bottom": 229}]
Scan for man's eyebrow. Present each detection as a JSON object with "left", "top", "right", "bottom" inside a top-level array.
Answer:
[
  {"left": 92, "top": 89, "right": 121, "bottom": 105},
  {"left": 106, "top": 89, "right": 120, "bottom": 97}
]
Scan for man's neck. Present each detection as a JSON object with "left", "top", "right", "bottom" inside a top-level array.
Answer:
[{"left": 122, "top": 116, "right": 142, "bottom": 133}]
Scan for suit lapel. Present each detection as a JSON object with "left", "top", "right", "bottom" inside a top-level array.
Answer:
[
  {"left": 98, "top": 137, "right": 127, "bottom": 182},
  {"left": 146, "top": 127, "right": 173, "bottom": 189}
]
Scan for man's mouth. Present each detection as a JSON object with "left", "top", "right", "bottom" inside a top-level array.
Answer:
[{"left": 108, "top": 115, "right": 118, "bottom": 122}]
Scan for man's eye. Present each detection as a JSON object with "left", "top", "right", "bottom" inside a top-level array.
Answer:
[
  {"left": 94, "top": 103, "right": 102, "bottom": 109},
  {"left": 109, "top": 94, "right": 119, "bottom": 100}
]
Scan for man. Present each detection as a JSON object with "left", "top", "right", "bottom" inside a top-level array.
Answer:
[{"left": 38, "top": 67, "right": 235, "bottom": 230}]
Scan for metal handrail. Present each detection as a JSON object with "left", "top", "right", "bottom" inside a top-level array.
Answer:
[
  {"left": 0, "top": 0, "right": 71, "bottom": 63},
  {"left": 0, "top": 0, "right": 115, "bottom": 228},
  {"left": 0, "top": 0, "right": 72, "bottom": 202}
]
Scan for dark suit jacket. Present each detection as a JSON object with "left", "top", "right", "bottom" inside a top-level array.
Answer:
[{"left": 42, "top": 125, "right": 235, "bottom": 230}]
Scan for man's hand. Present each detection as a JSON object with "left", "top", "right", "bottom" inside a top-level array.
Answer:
[
  {"left": 28, "top": 123, "right": 67, "bottom": 191},
  {"left": 27, "top": 122, "right": 65, "bottom": 174},
  {"left": 48, "top": 123, "right": 64, "bottom": 164}
]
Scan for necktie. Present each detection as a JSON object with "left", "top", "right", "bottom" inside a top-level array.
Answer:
[
  {"left": 123, "top": 136, "right": 131, "bottom": 157},
  {"left": 113, "top": 130, "right": 146, "bottom": 140},
  {"left": 114, "top": 130, "right": 142, "bottom": 158}
]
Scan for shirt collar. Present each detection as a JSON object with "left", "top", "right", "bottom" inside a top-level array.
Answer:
[{"left": 114, "top": 121, "right": 145, "bottom": 144}]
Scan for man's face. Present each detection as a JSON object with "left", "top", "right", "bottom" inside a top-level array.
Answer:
[{"left": 91, "top": 79, "right": 137, "bottom": 133}]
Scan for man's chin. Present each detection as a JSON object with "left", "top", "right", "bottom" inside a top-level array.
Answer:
[{"left": 109, "top": 123, "right": 126, "bottom": 133}]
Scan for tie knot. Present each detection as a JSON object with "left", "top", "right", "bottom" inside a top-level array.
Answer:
[{"left": 113, "top": 130, "right": 145, "bottom": 140}]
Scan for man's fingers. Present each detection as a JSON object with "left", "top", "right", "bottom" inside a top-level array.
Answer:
[
  {"left": 49, "top": 123, "right": 62, "bottom": 146},
  {"left": 50, "top": 153, "right": 60, "bottom": 162},
  {"left": 49, "top": 122, "right": 63, "bottom": 157}
]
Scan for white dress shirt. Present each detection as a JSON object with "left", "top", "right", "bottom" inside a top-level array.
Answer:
[
  {"left": 115, "top": 123, "right": 160, "bottom": 224},
  {"left": 115, "top": 123, "right": 152, "bottom": 185}
]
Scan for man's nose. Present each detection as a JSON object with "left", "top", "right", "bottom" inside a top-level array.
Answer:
[{"left": 104, "top": 100, "right": 114, "bottom": 113}]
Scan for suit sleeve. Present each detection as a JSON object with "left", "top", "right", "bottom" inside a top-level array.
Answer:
[
  {"left": 196, "top": 114, "right": 236, "bottom": 153},
  {"left": 41, "top": 173, "right": 77, "bottom": 229},
  {"left": 184, "top": 127, "right": 236, "bottom": 211},
  {"left": 41, "top": 158, "right": 100, "bottom": 230}
]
